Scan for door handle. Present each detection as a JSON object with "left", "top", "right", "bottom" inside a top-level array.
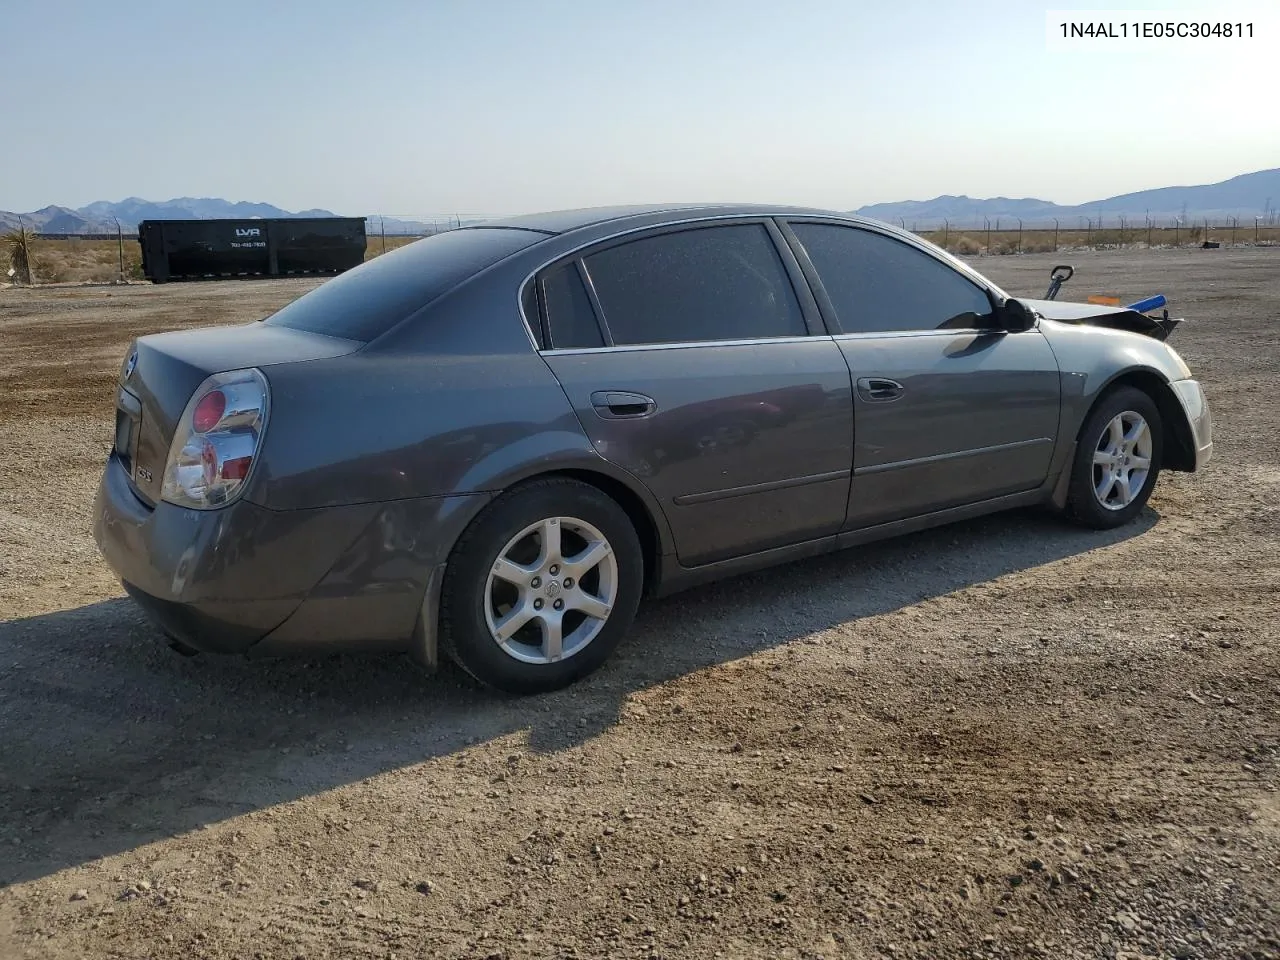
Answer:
[
  {"left": 590, "top": 391, "right": 657, "bottom": 419},
  {"left": 856, "top": 377, "right": 904, "bottom": 402}
]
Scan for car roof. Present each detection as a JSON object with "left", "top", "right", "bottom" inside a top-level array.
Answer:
[{"left": 475, "top": 203, "right": 853, "bottom": 236}]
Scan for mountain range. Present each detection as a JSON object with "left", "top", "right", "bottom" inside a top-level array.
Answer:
[
  {"left": 854, "top": 168, "right": 1280, "bottom": 228},
  {"left": 3, "top": 167, "right": 1278, "bottom": 235},
  {"left": 0, "top": 197, "right": 341, "bottom": 234}
]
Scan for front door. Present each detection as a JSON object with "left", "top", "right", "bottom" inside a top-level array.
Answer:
[
  {"left": 838, "top": 329, "right": 1060, "bottom": 525},
  {"left": 536, "top": 222, "right": 855, "bottom": 566},
  {"left": 783, "top": 220, "right": 1061, "bottom": 527}
]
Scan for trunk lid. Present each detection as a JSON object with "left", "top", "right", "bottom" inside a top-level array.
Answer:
[{"left": 115, "top": 323, "right": 359, "bottom": 505}]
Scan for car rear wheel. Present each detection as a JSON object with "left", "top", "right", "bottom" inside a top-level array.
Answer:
[
  {"left": 440, "top": 478, "right": 644, "bottom": 694},
  {"left": 1064, "top": 385, "right": 1164, "bottom": 529}
]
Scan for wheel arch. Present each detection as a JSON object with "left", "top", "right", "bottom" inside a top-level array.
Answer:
[
  {"left": 486, "top": 466, "right": 669, "bottom": 597},
  {"left": 1089, "top": 368, "right": 1197, "bottom": 472},
  {"left": 553, "top": 468, "right": 666, "bottom": 595}
]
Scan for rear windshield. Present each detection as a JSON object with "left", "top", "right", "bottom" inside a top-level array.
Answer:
[{"left": 262, "top": 227, "right": 543, "bottom": 342}]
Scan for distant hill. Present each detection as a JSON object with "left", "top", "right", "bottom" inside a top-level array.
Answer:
[
  {"left": 0, "top": 198, "right": 342, "bottom": 234},
  {"left": 5, "top": 167, "right": 1278, "bottom": 236},
  {"left": 855, "top": 168, "right": 1280, "bottom": 228},
  {"left": 0, "top": 199, "right": 488, "bottom": 236}
]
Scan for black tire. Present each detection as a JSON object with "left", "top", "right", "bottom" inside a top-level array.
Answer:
[
  {"left": 1064, "top": 385, "right": 1164, "bottom": 530},
  {"left": 440, "top": 478, "right": 644, "bottom": 694}
]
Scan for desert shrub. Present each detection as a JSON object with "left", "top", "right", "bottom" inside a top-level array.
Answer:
[
  {"left": 23, "top": 238, "right": 143, "bottom": 284},
  {"left": 4, "top": 225, "right": 39, "bottom": 284},
  {"left": 951, "top": 235, "right": 981, "bottom": 255}
]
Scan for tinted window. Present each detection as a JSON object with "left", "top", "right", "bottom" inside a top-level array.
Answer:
[
  {"left": 542, "top": 264, "right": 604, "bottom": 349},
  {"left": 584, "top": 224, "right": 807, "bottom": 345},
  {"left": 264, "top": 228, "right": 541, "bottom": 341},
  {"left": 791, "top": 224, "right": 995, "bottom": 333},
  {"left": 521, "top": 282, "right": 543, "bottom": 348}
]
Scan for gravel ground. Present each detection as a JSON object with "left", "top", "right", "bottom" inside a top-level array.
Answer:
[{"left": 0, "top": 250, "right": 1276, "bottom": 960}]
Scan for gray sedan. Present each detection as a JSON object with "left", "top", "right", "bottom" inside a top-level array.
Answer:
[{"left": 93, "top": 204, "right": 1213, "bottom": 692}]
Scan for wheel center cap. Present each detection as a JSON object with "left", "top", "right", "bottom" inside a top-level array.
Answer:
[{"left": 544, "top": 580, "right": 562, "bottom": 599}]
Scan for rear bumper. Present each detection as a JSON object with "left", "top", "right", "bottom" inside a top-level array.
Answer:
[
  {"left": 94, "top": 455, "right": 380, "bottom": 653},
  {"left": 1170, "top": 378, "right": 1213, "bottom": 470},
  {"left": 93, "top": 455, "right": 487, "bottom": 657},
  {"left": 122, "top": 580, "right": 275, "bottom": 653}
]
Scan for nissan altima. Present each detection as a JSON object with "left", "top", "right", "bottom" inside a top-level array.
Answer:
[{"left": 94, "top": 204, "right": 1213, "bottom": 692}]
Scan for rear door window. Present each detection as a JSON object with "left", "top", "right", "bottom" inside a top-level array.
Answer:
[
  {"left": 583, "top": 224, "right": 807, "bottom": 345},
  {"left": 541, "top": 264, "right": 605, "bottom": 349},
  {"left": 790, "top": 223, "right": 995, "bottom": 334},
  {"left": 263, "top": 227, "right": 542, "bottom": 342}
]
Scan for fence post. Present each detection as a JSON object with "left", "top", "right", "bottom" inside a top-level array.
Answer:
[
  {"left": 1146, "top": 217, "right": 1152, "bottom": 247},
  {"left": 1053, "top": 219, "right": 1059, "bottom": 252},
  {"left": 984, "top": 219, "right": 990, "bottom": 254},
  {"left": 943, "top": 219, "right": 949, "bottom": 248},
  {"left": 1231, "top": 218, "right": 1237, "bottom": 247},
  {"left": 114, "top": 218, "right": 124, "bottom": 282},
  {"left": 1086, "top": 219, "right": 1092, "bottom": 248},
  {"left": 1257, "top": 217, "right": 1261, "bottom": 243},
  {"left": 380, "top": 216, "right": 386, "bottom": 254}
]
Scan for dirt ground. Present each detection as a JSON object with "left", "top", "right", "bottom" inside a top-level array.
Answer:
[{"left": 0, "top": 250, "right": 1276, "bottom": 960}]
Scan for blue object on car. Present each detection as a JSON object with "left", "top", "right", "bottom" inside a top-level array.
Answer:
[{"left": 1126, "top": 294, "right": 1167, "bottom": 313}]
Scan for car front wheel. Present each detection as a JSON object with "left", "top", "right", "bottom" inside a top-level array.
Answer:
[
  {"left": 1065, "top": 385, "right": 1164, "bottom": 529},
  {"left": 440, "top": 478, "right": 644, "bottom": 694}
]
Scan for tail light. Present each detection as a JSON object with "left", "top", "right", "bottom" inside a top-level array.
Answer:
[{"left": 161, "top": 368, "right": 270, "bottom": 509}]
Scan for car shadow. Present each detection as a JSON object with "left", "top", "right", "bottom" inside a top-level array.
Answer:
[{"left": 0, "top": 506, "right": 1157, "bottom": 888}]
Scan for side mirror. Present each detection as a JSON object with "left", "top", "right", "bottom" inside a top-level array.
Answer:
[{"left": 999, "top": 298, "right": 1038, "bottom": 333}]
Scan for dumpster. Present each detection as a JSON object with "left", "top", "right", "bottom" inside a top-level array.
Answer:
[{"left": 137, "top": 217, "right": 367, "bottom": 283}]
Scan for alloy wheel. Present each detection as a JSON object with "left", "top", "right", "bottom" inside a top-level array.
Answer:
[
  {"left": 1092, "top": 410, "right": 1153, "bottom": 510},
  {"left": 483, "top": 516, "right": 618, "bottom": 664}
]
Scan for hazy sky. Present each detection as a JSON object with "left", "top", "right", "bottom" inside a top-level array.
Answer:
[{"left": 6, "top": 0, "right": 1277, "bottom": 215}]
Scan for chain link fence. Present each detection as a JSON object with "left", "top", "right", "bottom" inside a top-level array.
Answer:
[
  {"left": 16, "top": 209, "right": 1280, "bottom": 284},
  {"left": 882, "top": 214, "right": 1280, "bottom": 256}
]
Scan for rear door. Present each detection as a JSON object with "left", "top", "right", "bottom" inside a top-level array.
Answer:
[
  {"left": 537, "top": 221, "right": 855, "bottom": 567},
  {"left": 782, "top": 220, "right": 1061, "bottom": 528}
]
